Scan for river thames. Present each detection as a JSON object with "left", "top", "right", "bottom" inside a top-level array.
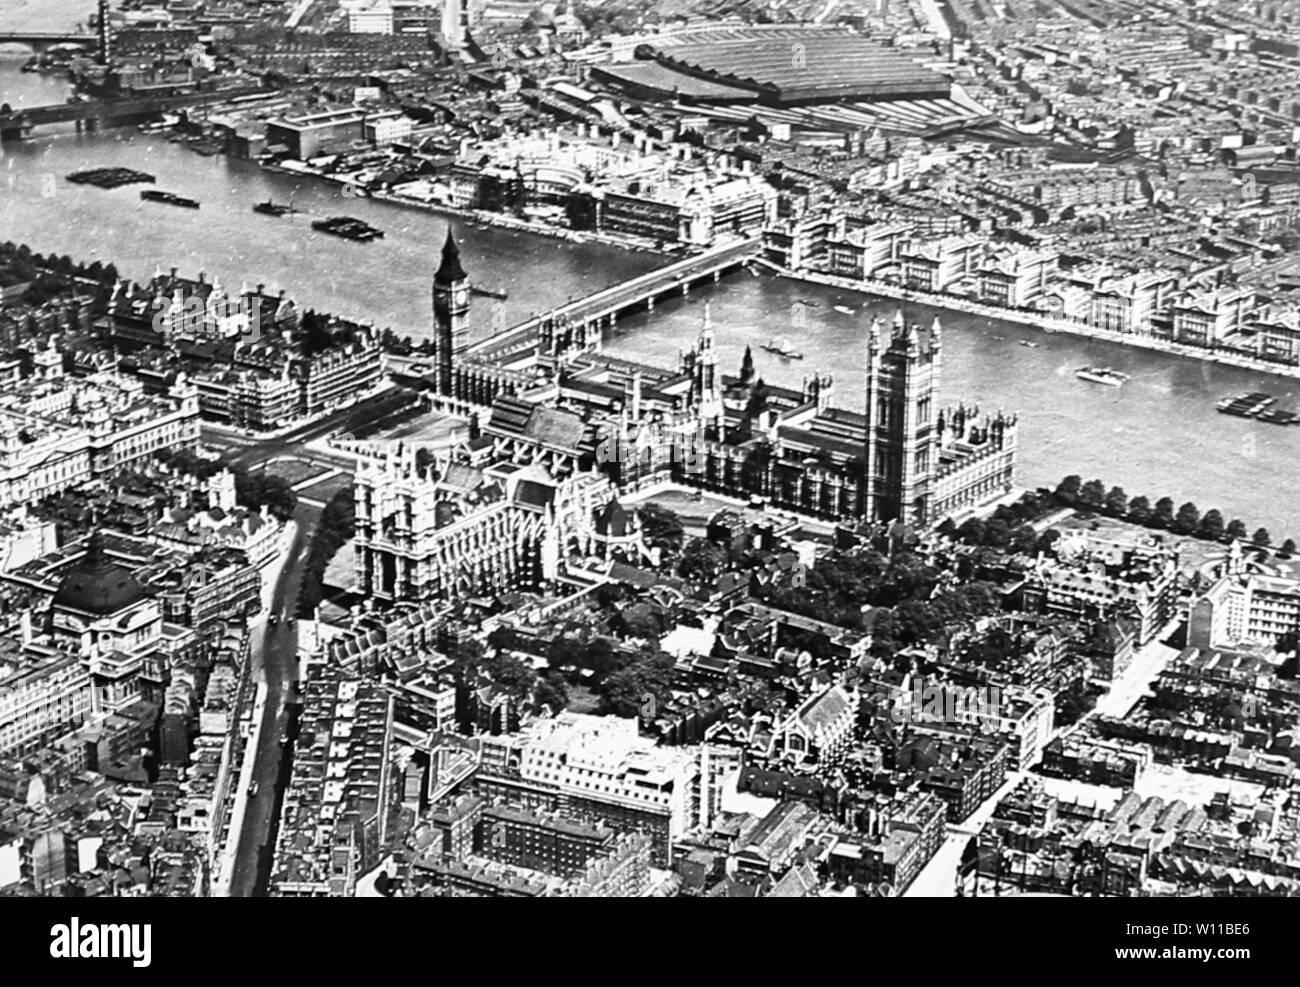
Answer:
[{"left": 3, "top": 48, "right": 1300, "bottom": 538}]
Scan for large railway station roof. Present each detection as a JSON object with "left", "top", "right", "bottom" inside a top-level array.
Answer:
[{"left": 637, "top": 32, "right": 950, "bottom": 106}]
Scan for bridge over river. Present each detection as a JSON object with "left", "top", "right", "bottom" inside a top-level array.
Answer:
[
  {"left": 0, "top": 32, "right": 94, "bottom": 48},
  {"left": 0, "top": 86, "right": 274, "bottom": 141},
  {"left": 470, "top": 236, "right": 761, "bottom": 362}
]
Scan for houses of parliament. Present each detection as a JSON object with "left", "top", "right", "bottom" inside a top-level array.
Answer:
[{"left": 356, "top": 233, "right": 1018, "bottom": 601}]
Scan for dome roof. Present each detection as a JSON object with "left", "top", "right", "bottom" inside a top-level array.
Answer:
[{"left": 52, "top": 531, "right": 147, "bottom": 616}]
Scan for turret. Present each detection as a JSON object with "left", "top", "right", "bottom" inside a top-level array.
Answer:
[
  {"left": 693, "top": 304, "right": 723, "bottom": 436},
  {"left": 739, "top": 345, "right": 755, "bottom": 386}
]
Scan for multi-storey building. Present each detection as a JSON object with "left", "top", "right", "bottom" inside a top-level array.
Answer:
[
  {"left": 104, "top": 271, "right": 379, "bottom": 429},
  {"left": 1066, "top": 267, "right": 1179, "bottom": 335},
  {"left": 142, "top": 547, "right": 261, "bottom": 632},
  {"left": 364, "top": 110, "right": 412, "bottom": 147},
  {"left": 1020, "top": 533, "right": 1180, "bottom": 646},
  {"left": 191, "top": 366, "right": 299, "bottom": 432},
  {"left": 1250, "top": 306, "right": 1300, "bottom": 366},
  {"left": 822, "top": 222, "right": 911, "bottom": 281},
  {"left": 1169, "top": 286, "right": 1255, "bottom": 347},
  {"left": 476, "top": 713, "right": 697, "bottom": 866},
  {"left": 825, "top": 792, "right": 946, "bottom": 894},
  {"left": 897, "top": 235, "right": 981, "bottom": 293},
  {"left": 974, "top": 247, "right": 1056, "bottom": 308},
  {"left": 1189, "top": 550, "right": 1300, "bottom": 649},
  {"left": 266, "top": 108, "right": 367, "bottom": 160},
  {"left": 345, "top": 0, "right": 394, "bottom": 34},
  {"left": 592, "top": 174, "right": 774, "bottom": 246},
  {"left": 0, "top": 642, "right": 92, "bottom": 758},
  {"left": 0, "top": 370, "right": 199, "bottom": 509},
  {"left": 1040, "top": 735, "right": 1152, "bottom": 789},
  {"left": 289, "top": 331, "right": 383, "bottom": 417},
  {"left": 151, "top": 470, "right": 283, "bottom": 569},
  {"left": 47, "top": 531, "right": 169, "bottom": 711}
]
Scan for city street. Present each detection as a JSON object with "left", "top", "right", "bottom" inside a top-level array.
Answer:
[
  {"left": 199, "top": 383, "right": 421, "bottom": 471},
  {"left": 227, "top": 504, "right": 316, "bottom": 897}
]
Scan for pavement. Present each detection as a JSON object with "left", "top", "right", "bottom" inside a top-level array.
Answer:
[{"left": 213, "top": 680, "right": 269, "bottom": 897}]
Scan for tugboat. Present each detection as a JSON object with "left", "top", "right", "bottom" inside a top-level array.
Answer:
[
  {"left": 140, "top": 189, "right": 200, "bottom": 209},
  {"left": 762, "top": 337, "right": 804, "bottom": 360},
  {"left": 311, "top": 216, "right": 384, "bottom": 241},
  {"left": 1075, "top": 366, "right": 1130, "bottom": 386},
  {"left": 254, "top": 198, "right": 295, "bottom": 217}
]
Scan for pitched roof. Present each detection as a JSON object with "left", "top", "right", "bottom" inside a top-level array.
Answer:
[{"left": 794, "top": 685, "right": 852, "bottom": 736}]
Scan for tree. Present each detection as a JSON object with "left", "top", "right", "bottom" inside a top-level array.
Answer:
[
  {"left": 1126, "top": 495, "right": 1151, "bottom": 525},
  {"left": 1198, "top": 509, "right": 1225, "bottom": 542},
  {"left": 1225, "top": 518, "right": 1248, "bottom": 542},
  {"left": 533, "top": 671, "right": 569, "bottom": 714},
  {"left": 480, "top": 651, "right": 535, "bottom": 699},
  {"left": 678, "top": 538, "right": 725, "bottom": 583},
  {"left": 1104, "top": 486, "right": 1128, "bottom": 517},
  {"left": 983, "top": 518, "right": 1011, "bottom": 548},
  {"left": 1280, "top": 538, "right": 1297, "bottom": 559},
  {"left": 547, "top": 635, "right": 617, "bottom": 681},
  {"left": 1079, "top": 478, "right": 1106, "bottom": 510},
  {"left": 1173, "top": 502, "right": 1200, "bottom": 534},
  {"left": 1152, "top": 497, "right": 1175, "bottom": 528},
  {"left": 1055, "top": 475, "right": 1082, "bottom": 504},
  {"left": 599, "top": 652, "right": 674, "bottom": 717},
  {"left": 1036, "top": 529, "right": 1061, "bottom": 555},
  {"left": 617, "top": 607, "right": 661, "bottom": 643},
  {"left": 637, "top": 503, "right": 684, "bottom": 554},
  {"left": 956, "top": 517, "right": 986, "bottom": 544},
  {"left": 1009, "top": 525, "right": 1039, "bottom": 555},
  {"left": 1252, "top": 527, "right": 1272, "bottom": 548}
]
